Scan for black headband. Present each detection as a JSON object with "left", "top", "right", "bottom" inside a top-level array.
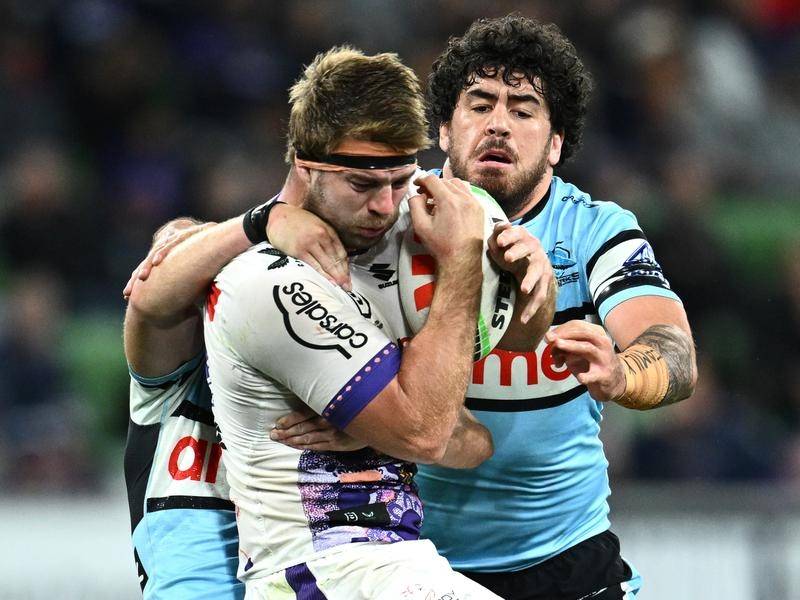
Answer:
[{"left": 295, "top": 149, "right": 417, "bottom": 170}]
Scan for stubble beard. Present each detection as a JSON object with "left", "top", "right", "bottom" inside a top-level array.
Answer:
[
  {"left": 448, "top": 140, "right": 551, "bottom": 219},
  {"left": 304, "top": 180, "right": 398, "bottom": 251}
]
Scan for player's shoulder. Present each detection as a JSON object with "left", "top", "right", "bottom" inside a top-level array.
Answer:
[
  {"left": 550, "top": 177, "right": 639, "bottom": 229},
  {"left": 217, "top": 243, "right": 321, "bottom": 289},
  {"left": 129, "top": 352, "right": 207, "bottom": 424}
]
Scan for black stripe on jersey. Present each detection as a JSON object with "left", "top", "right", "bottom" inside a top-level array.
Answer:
[
  {"left": 594, "top": 274, "right": 672, "bottom": 309},
  {"left": 124, "top": 419, "right": 160, "bottom": 533},
  {"left": 465, "top": 384, "right": 587, "bottom": 412},
  {"left": 133, "top": 547, "right": 148, "bottom": 591},
  {"left": 553, "top": 302, "right": 596, "bottom": 326},
  {"left": 585, "top": 229, "right": 645, "bottom": 282},
  {"left": 517, "top": 182, "right": 552, "bottom": 225},
  {"left": 171, "top": 398, "right": 215, "bottom": 427},
  {"left": 147, "top": 496, "right": 235, "bottom": 512}
]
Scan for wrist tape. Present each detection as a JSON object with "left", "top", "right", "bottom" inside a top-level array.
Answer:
[
  {"left": 613, "top": 344, "right": 669, "bottom": 410},
  {"left": 243, "top": 198, "right": 285, "bottom": 245}
]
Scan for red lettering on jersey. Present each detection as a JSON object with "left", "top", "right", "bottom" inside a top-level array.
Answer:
[
  {"left": 207, "top": 283, "right": 221, "bottom": 322},
  {"left": 472, "top": 348, "right": 538, "bottom": 386},
  {"left": 168, "top": 436, "right": 208, "bottom": 481},
  {"left": 541, "top": 343, "right": 572, "bottom": 381},
  {"left": 205, "top": 442, "right": 223, "bottom": 484}
]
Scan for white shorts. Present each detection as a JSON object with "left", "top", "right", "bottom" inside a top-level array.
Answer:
[{"left": 246, "top": 539, "right": 501, "bottom": 600}]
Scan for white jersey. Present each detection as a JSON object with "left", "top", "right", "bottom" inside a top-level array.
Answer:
[{"left": 204, "top": 201, "right": 420, "bottom": 583}]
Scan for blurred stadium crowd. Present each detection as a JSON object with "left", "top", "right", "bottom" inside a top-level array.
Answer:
[{"left": 0, "top": 0, "right": 798, "bottom": 493}]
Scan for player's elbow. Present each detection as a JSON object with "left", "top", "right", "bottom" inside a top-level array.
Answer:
[
  {"left": 128, "top": 285, "right": 186, "bottom": 326},
  {"left": 472, "top": 436, "right": 495, "bottom": 467},
  {"left": 388, "top": 426, "right": 452, "bottom": 464},
  {"left": 685, "top": 354, "right": 699, "bottom": 400},
  {"left": 404, "top": 435, "right": 449, "bottom": 464}
]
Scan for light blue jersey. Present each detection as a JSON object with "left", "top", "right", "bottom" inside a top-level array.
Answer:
[
  {"left": 417, "top": 176, "right": 679, "bottom": 576},
  {"left": 124, "top": 353, "right": 243, "bottom": 599}
]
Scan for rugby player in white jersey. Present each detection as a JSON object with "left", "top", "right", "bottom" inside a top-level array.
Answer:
[{"left": 126, "top": 47, "right": 555, "bottom": 599}]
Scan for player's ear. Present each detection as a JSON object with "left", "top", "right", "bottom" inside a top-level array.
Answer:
[
  {"left": 295, "top": 164, "right": 313, "bottom": 185},
  {"left": 439, "top": 122, "right": 451, "bottom": 153},
  {"left": 548, "top": 129, "right": 564, "bottom": 167}
]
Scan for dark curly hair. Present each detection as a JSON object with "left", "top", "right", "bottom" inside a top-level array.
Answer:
[{"left": 428, "top": 15, "right": 593, "bottom": 166}]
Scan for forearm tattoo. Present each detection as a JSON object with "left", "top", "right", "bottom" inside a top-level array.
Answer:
[{"left": 631, "top": 324, "right": 696, "bottom": 405}]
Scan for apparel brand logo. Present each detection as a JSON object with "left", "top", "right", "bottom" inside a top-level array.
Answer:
[
  {"left": 560, "top": 194, "right": 597, "bottom": 208},
  {"left": 368, "top": 263, "right": 395, "bottom": 282},
  {"left": 259, "top": 247, "right": 289, "bottom": 270},
  {"left": 274, "top": 282, "right": 368, "bottom": 359},
  {"left": 346, "top": 290, "right": 373, "bottom": 320}
]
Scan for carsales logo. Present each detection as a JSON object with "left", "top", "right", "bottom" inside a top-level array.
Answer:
[{"left": 274, "top": 282, "right": 369, "bottom": 359}]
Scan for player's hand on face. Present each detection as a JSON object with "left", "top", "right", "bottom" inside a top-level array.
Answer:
[
  {"left": 270, "top": 406, "right": 367, "bottom": 452},
  {"left": 267, "top": 203, "right": 351, "bottom": 291},
  {"left": 408, "top": 175, "right": 484, "bottom": 265},
  {"left": 488, "top": 222, "right": 555, "bottom": 324},
  {"left": 123, "top": 220, "right": 214, "bottom": 300},
  {"left": 545, "top": 320, "right": 626, "bottom": 402}
]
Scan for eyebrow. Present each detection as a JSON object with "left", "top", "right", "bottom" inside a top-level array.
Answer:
[
  {"left": 346, "top": 169, "right": 415, "bottom": 185},
  {"left": 466, "top": 88, "right": 541, "bottom": 106}
]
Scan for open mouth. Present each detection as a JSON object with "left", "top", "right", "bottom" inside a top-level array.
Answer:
[{"left": 478, "top": 149, "right": 513, "bottom": 165}]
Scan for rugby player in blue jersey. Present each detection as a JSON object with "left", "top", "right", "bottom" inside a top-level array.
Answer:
[
  {"left": 271, "top": 15, "right": 697, "bottom": 600},
  {"left": 124, "top": 218, "right": 248, "bottom": 599}
]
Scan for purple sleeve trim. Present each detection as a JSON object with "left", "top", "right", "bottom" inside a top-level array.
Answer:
[{"left": 322, "top": 342, "right": 401, "bottom": 430}]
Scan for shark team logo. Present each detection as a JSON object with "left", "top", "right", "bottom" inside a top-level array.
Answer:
[
  {"left": 547, "top": 242, "right": 577, "bottom": 270},
  {"left": 548, "top": 242, "right": 579, "bottom": 287}
]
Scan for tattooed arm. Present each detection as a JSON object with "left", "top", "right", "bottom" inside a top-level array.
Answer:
[{"left": 546, "top": 296, "right": 697, "bottom": 408}]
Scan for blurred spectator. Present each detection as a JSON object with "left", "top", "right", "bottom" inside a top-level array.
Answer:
[{"left": 0, "top": 271, "right": 95, "bottom": 492}]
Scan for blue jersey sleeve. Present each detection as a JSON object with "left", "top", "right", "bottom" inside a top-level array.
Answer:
[{"left": 579, "top": 202, "right": 680, "bottom": 322}]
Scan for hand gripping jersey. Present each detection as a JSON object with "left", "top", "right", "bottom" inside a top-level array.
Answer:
[
  {"left": 417, "top": 176, "right": 679, "bottom": 578},
  {"left": 204, "top": 197, "right": 423, "bottom": 585},
  {"left": 124, "top": 354, "right": 243, "bottom": 599}
]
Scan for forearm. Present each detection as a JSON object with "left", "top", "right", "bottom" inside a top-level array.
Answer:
[
  {"left": 622, "top": 323, "right": 697, "bottom": 407},
  {"left": 129, "top": 217, "right": 251, "bottom": 324},
  {"left": 498, "top": 277, "right": 557, "bottom": 351},
  {"left": 436, "top": 408, "right": 493, "bottom": 469},
  {"left": 398, "top": 261, "right": 481, "bottom": 422}
]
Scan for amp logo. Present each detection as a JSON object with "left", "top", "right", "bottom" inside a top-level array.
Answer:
[
  {"left": 472, "top": 343, "right": 572, "bottom": 386},
  {"left": 168, "top": 436, "right": 223, "bottom": 484}
]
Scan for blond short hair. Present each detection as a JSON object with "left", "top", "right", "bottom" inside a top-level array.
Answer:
[{"left": 286, "top": 46, "right": 430, "bottom": 163}]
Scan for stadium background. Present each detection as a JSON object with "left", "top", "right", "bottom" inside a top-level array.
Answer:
[{"left": 1, "top": 1, "right": 798, "bottom": 598}]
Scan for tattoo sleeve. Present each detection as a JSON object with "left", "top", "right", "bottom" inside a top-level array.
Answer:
[{"left": 630, "top": 324, "right": 697, "bottom": 406}]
